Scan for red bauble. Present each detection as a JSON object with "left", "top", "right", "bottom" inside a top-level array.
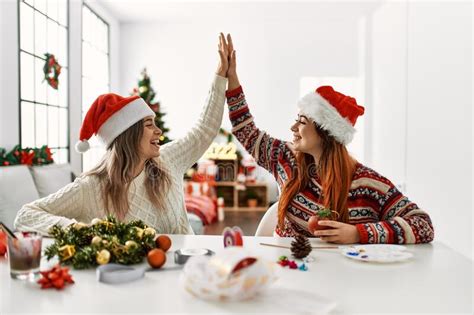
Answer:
[{"left": 308, "top": 215, "right": 332, "bottom": 234}]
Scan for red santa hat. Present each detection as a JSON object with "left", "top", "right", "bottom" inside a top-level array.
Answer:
[
  {"left": 75, "top": 93, "right": 155, "bottom": 153},
  {"left": 297, "top": 86, "right": 365, "bottom": 145}
]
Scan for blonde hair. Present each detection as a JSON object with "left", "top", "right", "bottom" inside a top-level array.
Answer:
[{"left": 85, "top": 119, "right": 170, "bottom": 219}]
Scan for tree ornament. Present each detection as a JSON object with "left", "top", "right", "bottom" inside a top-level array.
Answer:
[
  {"left": 91, "top": 236, "right": 102, "bottom": 246},
  {"left": 73, "top": 222, "right": 88, "bottom": 230},
  {"left": 96, "top": 249, "right": 111, "bottom": 265},
  {"left": 147, "top": 248, "right": 166, "bottom": 268},
  {"left": 37, "top": 264, "right": 74, "bottom": 290},
  {"left": 58, "top": 245, "right": 76, "bottom": 261},
  {"left": 125, "top": 240, "right": 138, "bottom": 251},
  {"left": 143, "top": 227, "right": 156, "bottom": 237},
  {"left": 155, "top": 235, "right": 172, "bottom": 252},
  {"left": 290, "top": 235, "right": 312, "bottom": 259},
  {"left": 308, "top": 208, "right": 339, "bottom": 233},
  {"left": 134, "top": 227, "right": 144, "bottom": 239},
  {"left": 91, "top": 218, "right": 102, "bottom": 225}
]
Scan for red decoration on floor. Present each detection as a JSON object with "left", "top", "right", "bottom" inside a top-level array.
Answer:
[{"left": 37, "top": 264, "right": 74, "bottom": 290}]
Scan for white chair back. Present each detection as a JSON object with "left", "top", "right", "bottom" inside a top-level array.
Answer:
[{"left": 255, "top": 202, "right": 279, "bottom": 236}]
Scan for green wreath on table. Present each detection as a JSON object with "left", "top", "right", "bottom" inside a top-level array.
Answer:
[
  {"left": 45, "top": 215, "right": 162, "bottom": 269},
  {"left": 43, "top": 53, "right": 61, "bottom": 90}
]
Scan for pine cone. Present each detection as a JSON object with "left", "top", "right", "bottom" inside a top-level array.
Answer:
[{"left": 291, "top": 235, "right": 312, "bottom": 259}]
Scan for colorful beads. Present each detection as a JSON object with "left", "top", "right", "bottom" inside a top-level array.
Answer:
[{"left": 277, "top": 256, "right": 308, "bottom": 271}]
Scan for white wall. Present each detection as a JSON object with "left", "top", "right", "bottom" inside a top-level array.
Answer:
[
  {"left": 406, "top": 2, "right": 472, "bottom": 260},
  {"left": 0, "top": 0, "right": 19, "bottom": 151},
  {"left": 118, "top": 4, "right": 369, "bottom": 145},
  {"left": 371, "top": 1, "right": 472, "bottom": 259}
]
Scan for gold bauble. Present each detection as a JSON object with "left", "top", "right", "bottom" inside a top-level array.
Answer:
[
  {"left": 91, "top": 218, "right": 102, "bottom": 225},
  {"left": 125, "top": 240, "right": 138, "bottom": 251},
  {"left": 73, "top": 222, "right": 87, "bottom": 230},
  {"left": 58, "top": 245, "right": 76, "bottom": 261},
  {"left": 144, "top": 227, "right": 156, "bottom": 237},
  {"left": 138, "top": 86, "right": 148, "bottom": 93},
  {"left": 96, "top": 249, "right": 111, "bottom": 265},
  {"left": 134, "top": 227, "right": 144, "bottom": 239},
  {"left": 91, "top": 236, "right": 102, "bottom": 246}
]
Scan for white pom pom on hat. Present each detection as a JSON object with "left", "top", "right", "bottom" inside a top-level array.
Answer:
[
  {"left": 75, "top": 140, "right": 90, "bottom": 153},
  {"left": 75, "top": 93, "right": 155, "bottom": 154}
]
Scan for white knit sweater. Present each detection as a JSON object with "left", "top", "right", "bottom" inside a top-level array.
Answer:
[{"left": 14, "top": 75, "right": 227, "bottom": 235}]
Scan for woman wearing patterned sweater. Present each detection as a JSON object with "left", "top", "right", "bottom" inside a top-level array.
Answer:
[
  {"left": 14, "top": 34, "right": 232, "bottom": 235},
  {"left": 225, "top": 35, "right": 433, "bottom": 244}
]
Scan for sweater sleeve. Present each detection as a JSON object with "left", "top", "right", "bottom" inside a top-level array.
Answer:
[
  {"left": 13, "top": 177, "right": 87, "bottom": 235},
  {"left": 355, "top": 184, "right": 434, "bottom": 244},
  {"left": 226, "top": 86, "right": 296, "bottom": 185},
  {"left": 159, "top": 75, "right": 227, "bottom": 174}
]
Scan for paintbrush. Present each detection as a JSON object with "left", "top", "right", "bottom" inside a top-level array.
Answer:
[{"left": 0, "top": 222, "right": 17, "bottom": 239}]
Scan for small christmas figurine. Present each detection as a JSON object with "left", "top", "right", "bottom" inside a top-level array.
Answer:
[{"left": 290, "top": 235, "right": 312, "bottom": 259}]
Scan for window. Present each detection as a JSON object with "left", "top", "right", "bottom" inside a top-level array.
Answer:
[
  {"left": 81, "top": 4, "right": 110, "bottom": 172},
  {"left": 19, "top": 0, "right": 69, "bottom": 163}
]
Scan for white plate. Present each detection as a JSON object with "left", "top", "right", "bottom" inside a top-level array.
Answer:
[{"left": 340, "top": 245, "right": 413, "bottom": 263}]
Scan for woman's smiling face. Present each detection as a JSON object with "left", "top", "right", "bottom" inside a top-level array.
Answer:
[
  {"left": 138, "top": 116, "right": 162, "bottom": 160},
  {"left": 290, "top": 113, "right": 322, "bottom": 154}
]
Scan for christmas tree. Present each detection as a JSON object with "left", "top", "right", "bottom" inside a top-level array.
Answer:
[{"left": 132, "top": 68, "right": 171, "bottom": 144}]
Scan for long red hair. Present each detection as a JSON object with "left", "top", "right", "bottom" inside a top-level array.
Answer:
[{"left": 278, "top": 124, "right": 357, "bottom": 228}]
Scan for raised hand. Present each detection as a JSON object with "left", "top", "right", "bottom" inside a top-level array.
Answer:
[
  {"left": 225, "top": 33, "right": 240, "bottom": 90},
  {"left": 227, "top": 34, "right": 237, "bottom": 78},
  {"left": 216, "top": 33, "right": 229, "bottom": 77}
]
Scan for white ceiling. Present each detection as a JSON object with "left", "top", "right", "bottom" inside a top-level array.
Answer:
[{"left": 92, "top": 0, "right": 383, "bottom": 23}]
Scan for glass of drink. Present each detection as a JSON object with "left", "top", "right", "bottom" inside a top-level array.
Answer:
[{"left": 7, "top": 231, "right": 42, "bottom": 280}]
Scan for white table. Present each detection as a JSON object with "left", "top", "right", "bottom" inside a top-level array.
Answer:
[{"left": 0, "top": 235, "right": 472, "bottom": 314}]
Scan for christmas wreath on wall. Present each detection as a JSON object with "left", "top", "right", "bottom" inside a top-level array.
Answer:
[
  {"left": 0, "top": 145, "right": 54, "bottom": 166},
  {"left": 43, "top": 53, "right": 61, "bottom": 90}
]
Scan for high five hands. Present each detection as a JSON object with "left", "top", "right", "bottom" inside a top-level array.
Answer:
[{"left": 216, "top": 33, "right": 237, "bottom": 79}]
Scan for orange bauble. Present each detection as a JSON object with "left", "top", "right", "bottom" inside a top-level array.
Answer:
[
  {"left": 155, "top": 235, "right": 172, "bottom": 252},
  {"left": 147, "top": 249, "right": 166, "bottom": 269}
]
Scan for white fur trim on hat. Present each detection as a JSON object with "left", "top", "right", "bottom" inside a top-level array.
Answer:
[
  {"left": 75, "top": 140, "right": 90, "bottom": 153},
  {"left": 97, "top": 98, "right": 155, "bottom": 147},
  {"left": 297, "top": 92, "right": 356, "bottom": 145}
]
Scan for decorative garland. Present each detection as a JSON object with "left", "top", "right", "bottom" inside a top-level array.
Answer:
[
  {"left": 43, "top": 53, "right": 61, "bottom": 90},
  {"left": 0, "top": 145, "right": 53, "bottom": 166},
  {"left": 44, "top": 215, "right": 168, "bottom": 269}
]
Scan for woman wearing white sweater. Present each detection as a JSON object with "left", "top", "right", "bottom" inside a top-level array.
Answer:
[{"left": 14, "top": 34, "right": 232, "bottom": 235}]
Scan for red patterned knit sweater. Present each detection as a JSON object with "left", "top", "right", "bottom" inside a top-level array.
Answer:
[{"left": 226, "top": 86, "right": 434, "bottom": 244}]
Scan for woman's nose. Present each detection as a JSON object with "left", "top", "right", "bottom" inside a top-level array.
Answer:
[
  {"left": 155, "top": 127, "right": 162, "bottom": 136},
  {"left": 290, "top": 122, "right": 298, "bottom": 132}
]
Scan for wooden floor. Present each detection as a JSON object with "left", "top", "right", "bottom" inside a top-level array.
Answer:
[{"left": 203, "top": 210, "right": 266, "bottom": 236}]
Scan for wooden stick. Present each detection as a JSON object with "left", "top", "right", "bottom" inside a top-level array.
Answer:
[
  {"left": 259, "top": 242, "right": 338, "bottom": 250},
  {"left": 0, "top": 222, "right": 17, "bottom": 239}
]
